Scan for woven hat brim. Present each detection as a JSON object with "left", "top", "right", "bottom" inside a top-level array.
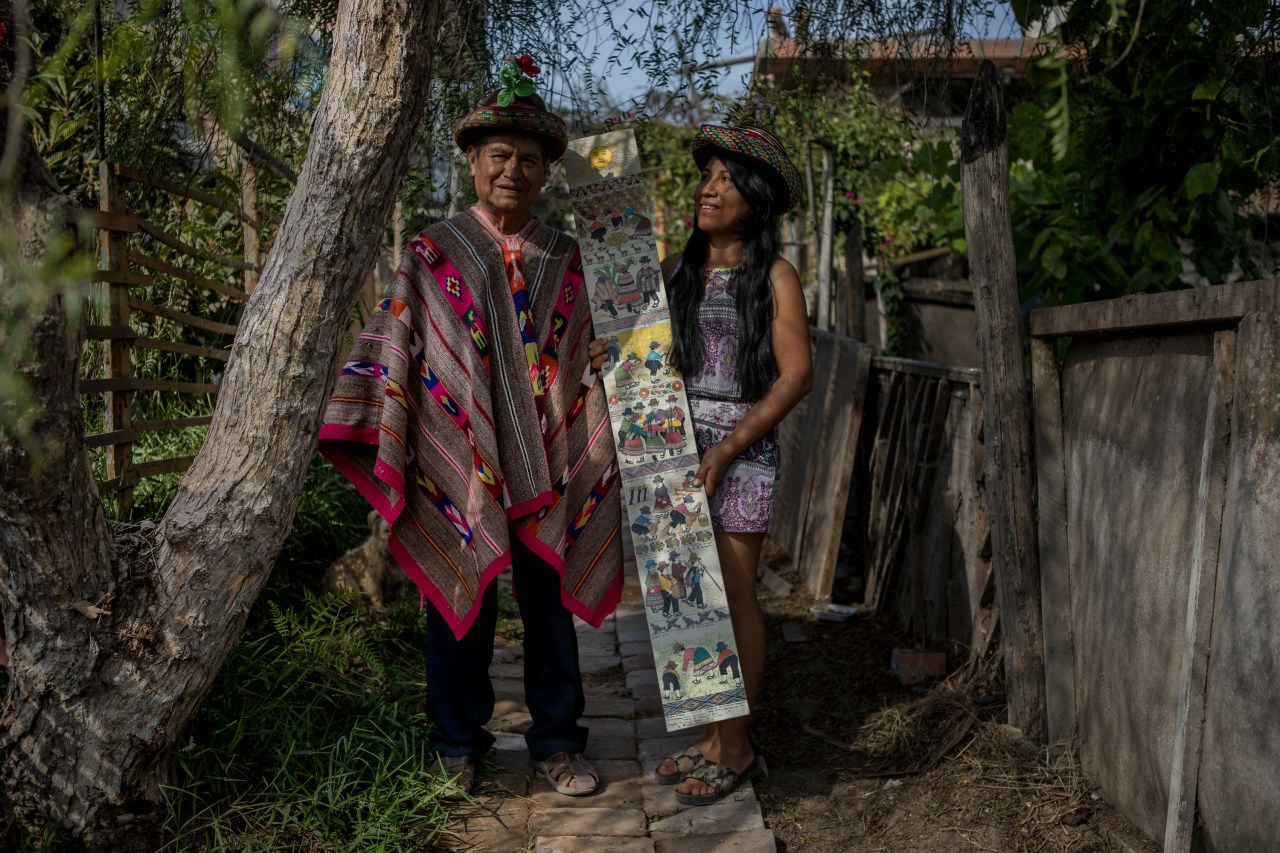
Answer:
[
  {"left": 693, "top": 125, "right": 802, "bottom": 213},
  {"left": 455, "top": 105, "right": 569, "bottom": 161}
]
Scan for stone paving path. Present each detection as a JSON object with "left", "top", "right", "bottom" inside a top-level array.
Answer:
[{"left": 445, "top": 564, "right": 777, "bottom": 853}]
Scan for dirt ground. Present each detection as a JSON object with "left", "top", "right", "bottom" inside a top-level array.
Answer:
[{"left": 751, "top": 559, "right": 1158, "bottom": 853}]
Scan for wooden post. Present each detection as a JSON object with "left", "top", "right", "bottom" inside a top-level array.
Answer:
[
  {"left": 241, "top": 159, "right": 260, "bottom": 293},
  {"left": 816, "top": 142, "right": 836, "bottom": 331},
  {"left": 845, "top": 223, "right": 864, "bottom": 340},
  {"left": 99, "top": 162, "right": 134, "bottom": 514},
  {"left": 960, "top": 59, "right": 1047, "bottom": 742}
]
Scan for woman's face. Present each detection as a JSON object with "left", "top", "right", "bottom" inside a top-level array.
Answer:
[{"left": 694, "top": 155, "right": 751, "bottom": 236}]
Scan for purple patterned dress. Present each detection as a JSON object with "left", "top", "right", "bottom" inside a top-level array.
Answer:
[{"left": 686, "top": 267, "right": 779, "bottom": 532}]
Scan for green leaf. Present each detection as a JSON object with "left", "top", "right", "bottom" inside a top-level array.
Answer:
[
  {"left": 1184, "top": 162, "right": 1219, "bottom": 200},
  {"left": 1192, "top": 80, "right": 1223, "bottom": 102},
  {"left": 497, "top": 89, "right": 515, "bottom": 107},
  {"left": 498, "top": 66, "right": 515, "bottom": 87},
  {"left": 515, "top": 80, "right": 535, "bottom": 97}
]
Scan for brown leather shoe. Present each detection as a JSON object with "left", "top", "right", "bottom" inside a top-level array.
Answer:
[{"left": 435, "top": 755, "right": 476, "bottom": 802}]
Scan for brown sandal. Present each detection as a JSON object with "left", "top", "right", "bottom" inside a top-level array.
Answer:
[{"left": 531, "top": 751, "right": 600, "bottom": 796}]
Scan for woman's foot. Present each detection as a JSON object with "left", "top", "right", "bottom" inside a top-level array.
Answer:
[
  {"left": 655, "top": 744, "right": 706, "bottom": 785},
  {"left": 674, "top": 753, "right": 766, "bottom": 806},
  {"left": 675, "top": 744, "right": 757, "bottom": 800}
]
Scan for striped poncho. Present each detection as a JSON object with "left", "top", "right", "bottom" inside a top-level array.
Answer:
[{"left": 319, "top": 208, "right": 623, "bottom": 639}]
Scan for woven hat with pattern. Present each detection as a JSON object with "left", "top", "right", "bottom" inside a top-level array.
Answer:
[
  {"left": 692, "top": 124, "right": 802, "bottom": 213},
  {"left": 455, "top": 95, "right": 568, "bottom": 161}
]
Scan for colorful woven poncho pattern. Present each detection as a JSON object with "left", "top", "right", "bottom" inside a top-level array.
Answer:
[{"left": 319, "top": 210, "right": 623, "bottom": 639}]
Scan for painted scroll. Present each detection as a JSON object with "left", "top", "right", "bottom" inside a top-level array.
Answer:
[{"left": 564, "top": 130, "right": 749, "bottom": 731}]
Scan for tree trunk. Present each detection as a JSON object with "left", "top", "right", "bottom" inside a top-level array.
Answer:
[
  {"left": 0, "top": 1, "right": 441, "bottom": 847},
  {"left": 960, "top": 59, "right": 1047, "bottom": 742}
]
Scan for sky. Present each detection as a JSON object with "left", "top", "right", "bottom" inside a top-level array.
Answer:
[{"left": 581, "top": 2, "right": 1024, "bottom": 109}]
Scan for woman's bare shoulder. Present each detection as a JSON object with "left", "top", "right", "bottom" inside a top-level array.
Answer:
[{"left": 769, "top": 256, "right": 799, "bottom": 282}]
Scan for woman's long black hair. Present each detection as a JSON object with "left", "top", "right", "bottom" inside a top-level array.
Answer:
[{"left": 667, "top": 150, "right": 785, "bottom": 402}]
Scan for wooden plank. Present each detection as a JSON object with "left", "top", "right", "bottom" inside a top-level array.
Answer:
[
  {"left": 82, "top": 377, "right": 220, "bottom": 395},
  {"left": 872, "top": 355, "right": 982, "bottom": 384},
  {"left": 872, "top": 373, "right": 929, "bottom": 611},
  {"left": 90, "top": 268, "right": 155, "bottom": 288},
  {"left": 966, "top": 383, "right": 996, "bottom": 663},
  {"left": 137, "top": 218, "right": 260, "bottom": 272},
  {"left": 793, "top": 331, "right": 840, "bottom": 570},
  {"left": 888, "top": 246, "right": 953, "bottom": 268},
  {"left": 98, "top": 456, "right": 197, "bottom": 490},
  {"left": 114, "top": 162, "right": 261, "bottom": 228},
  {"left": 99, "top": 162, "right": 134, "bottom": 513},
  {"left": 127, "top": 296, "right": 239, "bottom": 336},
  {"left": 86, "top": 428, "right": 139, "bottom": 448},
  {"left": 940, "top": 490, "right": 959, "bottom": 649},
  {"left": 97, "top": 469, "right": 140, "bottom": 494},
  {"left": 133, "top": 456, "right": 196, "bottom": 478},
  {"left": 1031, "top": 336, "right": 1076, "bottom": 744},
  {"left": 770, "top": 331, "right": 829, "bottom": 565},
  {"left": 241, "top": 159, "right": 260, "bottom": 293},
  {"left": 84, "top": 324, "right": 137, "bottom": 340},
  {"left": 962, "top": 60, "right": 1046, "bottom": 741},
  {"left": 76, "top": 208, "right": 142, "bottom": 233},
  {"left": 129, "top": 250, "right": 250, "bottom": 302},
  {"left": 872, "top": 373, "right": 921, "bottom": 610},
  {"left": 816, "top": 144, "right": 835, "bottom": 330},
  {"left": 1029, "top": 279, "right": 1280, "bottom": 339},
  {"left": 860, "top": 373, "right": 899, "bottom": 607},
  {"left": 844, "top": 224, "right": 864, "bottom": 340},
  {"left": 133, "top": 415, "right": 214, "bottom": 432},
  {"left": 134, "top": 336, "right": 231, "bottom": 361},
  {"left": 901, "top": 277, "right": 977, "bottom": 307},
  {"left": 796, "top": 332, "right": 873, "bottom": 599},
  {"left": 909, "top": 380, "right": 954, "bottom": 642},
  {"left": 1162, "top": 329, "right": 1236, "bottom": 853}
]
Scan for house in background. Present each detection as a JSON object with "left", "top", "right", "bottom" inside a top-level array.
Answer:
[{"left": 751, "top": 14, "right": 1043, "bottom": 366}]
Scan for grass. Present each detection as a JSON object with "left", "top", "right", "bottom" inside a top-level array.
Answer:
[
  {"left": 158, "top": 453, "right": 466, "bottom": 852},
  {"left": 162, "top": 589, "right": 458, "bottom": 852}
]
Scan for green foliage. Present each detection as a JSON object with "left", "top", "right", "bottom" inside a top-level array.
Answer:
[
  {"left": 745, "top": 68, "right": 967, "bottom": 266},
  {"left": 164, "top": 589, "right": 456, "bottom": 852},
  {"left": 634, "top": 121, "right": 700, "bottom": 252},
  {"left": 1010, "top": 0, "right": 1280, "bottom": 303}
]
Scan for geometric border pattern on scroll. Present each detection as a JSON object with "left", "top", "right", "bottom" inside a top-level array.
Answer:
[{"left": 564, "top": 129, "right": 749, "bottom": 731}]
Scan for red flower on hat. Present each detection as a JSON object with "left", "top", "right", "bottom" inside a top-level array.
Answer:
[{"left": 515, "top": 54, "right": 541, "bottom": 77}]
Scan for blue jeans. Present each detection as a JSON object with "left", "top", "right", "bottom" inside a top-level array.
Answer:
[{"left": 424, "top": 538, "right": 588, "bottom": 762}]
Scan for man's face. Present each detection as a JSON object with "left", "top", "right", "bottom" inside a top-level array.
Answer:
[{"left": 467, "top": 135, "right": 548, "bottom": 219}]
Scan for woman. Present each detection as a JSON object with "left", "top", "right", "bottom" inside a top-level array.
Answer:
[{"left": 590, "top": 124, "right": 812, "bottom": 805}]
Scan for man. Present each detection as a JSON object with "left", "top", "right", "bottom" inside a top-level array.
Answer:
[{"left": 319, "top": 71, "right": 622, "bottom": 799}]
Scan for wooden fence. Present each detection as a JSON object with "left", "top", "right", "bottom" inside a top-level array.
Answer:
[
  {"left": 1030, "top": 281, "right": 1280, "bottom": 852},
  {"left": 770, "top": 332, "right": 995, "bottom": 667},
  {"left": 81, "top": 161, "right": 268, "bottom": 512},
  {"left": 856, "top": 356, "right": 993, "bottom": 662}
]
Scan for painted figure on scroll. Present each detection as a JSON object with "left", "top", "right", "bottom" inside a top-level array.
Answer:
[{"left": 590, "top": 124, "right": 811, "bottom": 806}]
